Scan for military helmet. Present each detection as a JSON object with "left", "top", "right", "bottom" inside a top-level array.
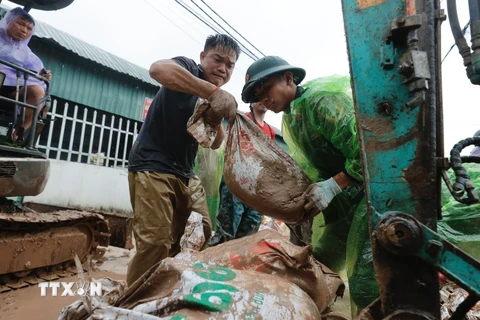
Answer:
[{"left": 241, "top": 56, "right": 305, "bottom": 103}]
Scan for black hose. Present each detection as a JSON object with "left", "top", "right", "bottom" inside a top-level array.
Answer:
[
  {"left": 469, "top": 0, "right": 480, "bottom": 24},
  {"left": 461, "top": 155, "right": 480, "bottom": 164},
  {"left": 448, "top": 0, "right": 464, "bottom": 39},
  {"left": 450, "top": 295, "right": 479, "bottom": 320},
  {"left": 447, "top": 0, "right": 472, "bottom": 59},
  {"left": 450, "top": 137, "right": 480, "bottom": 203},
  {"left": 469, "top": 0, "right": 480, "bottom": 55}
]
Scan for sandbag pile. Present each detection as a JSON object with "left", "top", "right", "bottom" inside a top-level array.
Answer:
[{"left": 58, "top": 231, "right": 345, "bottom": 319}]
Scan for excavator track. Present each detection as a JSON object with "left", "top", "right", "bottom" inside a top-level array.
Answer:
[{"left": 0, "top": 201, "right": 110, "bottom": 292}]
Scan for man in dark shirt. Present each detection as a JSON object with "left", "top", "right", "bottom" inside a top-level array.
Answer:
[{"left": 126, "top": 34, "right": 240, "bottom": 286}]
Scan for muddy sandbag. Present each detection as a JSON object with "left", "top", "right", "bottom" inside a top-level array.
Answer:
[
  {"left": 58, "top": 262, "right": 322, "bottom": 320},
  {"left": 258, "top": 215, "right": 291, "bottom": 239},
  {"left": 187, "top": 98, "right": 217, "bottom": 148},
  {"left": 60, "top": 258, "right": 317, "bottom": 319},
  {"left": 176, "top": 229, "right": 345, "bottom": 313},
  {"left": 180, "top": 211, "right": 206, "bottom": 251},
  {"left": 440, "top": 280, "right": 480, "bottom": 320},
  {"left": 224, "top": 112, "right": 312, "bottom": 224},
  {"left": 58, "top": 278, "right": 126, "bottom": 320}
]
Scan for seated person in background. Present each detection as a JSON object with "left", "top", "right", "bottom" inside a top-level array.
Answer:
[
  {"left": 208, "top": 102, "right": 276, "bottom": 246},
  {"left": 0, "top": 7, "right": 52, "bottom": 139}
]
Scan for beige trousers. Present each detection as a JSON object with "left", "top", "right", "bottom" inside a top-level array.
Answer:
[{"left": 126, "top": 172, "right": 212, "bottom": 286}]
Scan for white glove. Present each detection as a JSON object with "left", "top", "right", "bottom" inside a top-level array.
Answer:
[{"left": 304, "top": 178, "right": 342, "bottom": 216}]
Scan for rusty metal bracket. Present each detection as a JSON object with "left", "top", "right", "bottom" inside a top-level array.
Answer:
[
  {"left": 389, "top": 14, "right": 423, "bottom": 40},
  {"left": 436, "top": 157, "right": 450, "bottom": 168},
  {"left": 373, "top": 211, "right": 480, "bottom": 299},
  {"left": 399, "top": 50, "right": 431, "bottom": 83},
  {"left": 435, "top": 9, "right": 447, "bottom": 22}
]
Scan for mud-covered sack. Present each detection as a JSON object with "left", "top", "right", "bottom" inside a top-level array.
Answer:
[
  {"left": 180, "top": 211, "right": 206, "bottom": 251},
  {"left": 176, "top": 229, "right": 345, "bottom": 313},
  {"left": 187, "top": 98, "right": 217, "bottom": 148},
  {"left": 58, "top": 278, "right": 126, "bottom": 320},
  {"left": 60, "top": 258, "right": 318, "bottom": 320},
  {"left": 58, "top": 261, "right": 320, "bottom": 319},
  {"left": 224, "top": 112, "right": 312, "bottom": 224},
  {"left": 258, "top": 215, "right": 291, "bottom": 239}
]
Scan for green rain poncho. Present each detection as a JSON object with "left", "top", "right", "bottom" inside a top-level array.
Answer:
[
  {"left": 282, "top": 75, "right": 373, "bottom": 310},
  {"left": 283, "top": 75, "right": 480, "bottom": 312},
  {"left": 193, "top": 144, "right": 225, "bottom": 231}
]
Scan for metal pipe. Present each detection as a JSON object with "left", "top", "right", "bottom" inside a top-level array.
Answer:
[
  {"left": 468, "top": 0, "right": 480, "bottom": 52},
  {"left": 0, "top": 95, "right": 38, "bottom": 110},
  {"left": 20, "top": 74, "right": 29, "bottom": 129},
  {"left": 0, "top": 59, "right": 50, "bottom": 83},
  {"left": 13, "top": 70, "right": 21, "bottom": 131},
  {"left": 435, "top": 0, "right": 445, "bottom": 219},
  {"left": 468, "top": 0, "right": 480, "bottom": 78},
  {"left": 469, "top": 0, "right": 480, "bottom": 24},
  {"left": 447, "top": 0, "right": 472, "bottom": 62}
]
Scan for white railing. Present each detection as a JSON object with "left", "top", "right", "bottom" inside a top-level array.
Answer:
[{"left": 37, "top": 99, "right": 140, "bottom": 169}]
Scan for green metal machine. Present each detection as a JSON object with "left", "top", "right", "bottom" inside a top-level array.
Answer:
[{"left": 342, "top": 0, "right": 480, "bottom": 318}]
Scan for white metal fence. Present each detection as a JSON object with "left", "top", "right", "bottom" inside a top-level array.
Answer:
[{"left": 37, "top": 99, "right": 140, "bottom": 169}]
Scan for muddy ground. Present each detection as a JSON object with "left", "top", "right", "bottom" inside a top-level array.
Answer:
[{"left": 0, "top": 246, "right": 133, "bottom": 320}]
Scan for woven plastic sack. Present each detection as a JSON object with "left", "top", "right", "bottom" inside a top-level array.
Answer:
[
  {"left": 186, "top": 98, "right": 217, "bottom": 148},
  {"left": 176, "top": 229, "right": 345, "bottom": 313},
  {"left": 59, "top": 258, "right": 322, "bottom": 319},
  {"left": 224, "top": 112, "right": 312, "bottom": 224},
  {"left": 180, "top": 211, "right": 206, "bottom": 251}
]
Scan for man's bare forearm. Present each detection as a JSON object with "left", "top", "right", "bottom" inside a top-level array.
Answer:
[{"left": 149, "top": 60, "right": 216, "bottom": 99}]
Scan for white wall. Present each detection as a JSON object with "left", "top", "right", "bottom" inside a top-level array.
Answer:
[{"left": 24, "top": 160, "right": 132, "bottom": 214}]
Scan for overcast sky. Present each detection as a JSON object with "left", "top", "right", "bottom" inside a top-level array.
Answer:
[{"left": 3, "top": 0, "right": 478, "bottom": 153}]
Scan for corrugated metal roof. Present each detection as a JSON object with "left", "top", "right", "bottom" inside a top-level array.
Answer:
[
  {"left": 0, "top": 6, "right": 157, "bottom": 87},
  {"left": 30, "top": 39, "right": 158, "bottom": 120},
  {"left": 33, "top": 21, "right": 158, "bottom": 86}
]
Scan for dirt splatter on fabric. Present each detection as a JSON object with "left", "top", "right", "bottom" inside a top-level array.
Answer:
[{"left": 224, "top": 112, "right": 312, "bottom": 224}]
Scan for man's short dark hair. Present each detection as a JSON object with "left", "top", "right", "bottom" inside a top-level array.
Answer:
[
  {"left": 204, "top": 34, "right": 241, "bottom": 61},
  {"left": 11, "top": 7, "right": 35, "bottom": 26},
  {"left": 19, "top": 14, "right": 35, "bottom": 25}
]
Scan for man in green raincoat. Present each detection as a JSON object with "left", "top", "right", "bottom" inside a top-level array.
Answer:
[
  {"left": 241, "top": 56, "right": 375, "bottom": 312},
  {"left": 241, "top": 56, "right": 480, "bottom": 315}
]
